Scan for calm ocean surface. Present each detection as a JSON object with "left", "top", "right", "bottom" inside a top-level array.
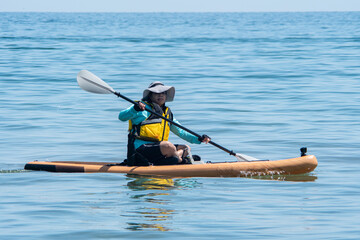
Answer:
[{"left": 1, "top": 12, "right": 360, "bottom": 239}]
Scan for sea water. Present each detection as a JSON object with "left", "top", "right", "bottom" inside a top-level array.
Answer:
[{"left": 1, "top": 12, "right": 360, "bottom": 239}]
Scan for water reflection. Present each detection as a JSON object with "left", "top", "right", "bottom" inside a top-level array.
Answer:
[
  {"left": 127, "top": 174, "right": 175, "bottom": 191},
  {"left": 122, "top": 173, "right": 314, "bottom": 232},
  {"left": 125, "top": 206, "right": 175, "bottom": 232},
  {"left": 124, "top": 175, "right": 178, "bottom": 232}
]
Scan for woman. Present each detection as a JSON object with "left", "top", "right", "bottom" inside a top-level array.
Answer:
[{"left": 119, "top": 81, "right": 210, "bottom": 165}]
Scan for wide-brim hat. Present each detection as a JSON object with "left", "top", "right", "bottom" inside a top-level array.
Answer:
[{"left": 142, "top": 81, "right": 175, "bottom": 102}]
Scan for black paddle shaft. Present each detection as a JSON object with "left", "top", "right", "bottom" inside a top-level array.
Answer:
[{"left": 114, "top": 91, "right": 237, "bottom": 156}]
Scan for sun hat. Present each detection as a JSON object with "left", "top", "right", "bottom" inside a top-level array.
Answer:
[{"left": 142, "top": 81, "right": 175, "bottom": 102}]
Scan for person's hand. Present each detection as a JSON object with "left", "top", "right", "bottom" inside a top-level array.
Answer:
[
  {"left": 198, "top": 134, "right": 211, "bottom": 144},
  {"left": 134, "top": 102, "right": 146, "bottom": 111}
]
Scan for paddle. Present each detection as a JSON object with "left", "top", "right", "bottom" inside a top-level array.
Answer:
[{"left": 76, "top": 70, "right": 258, "bottom": 161}]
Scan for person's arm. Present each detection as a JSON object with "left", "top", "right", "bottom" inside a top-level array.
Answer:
[
  {"left": 118, "top": 102, "right": 148, "bottom": 122},
  {"left": 170, "top": 118, "right": 202, "bottom": 144},
  {"left": 118, "top": 105, "right": 140, "bottom": 121}
]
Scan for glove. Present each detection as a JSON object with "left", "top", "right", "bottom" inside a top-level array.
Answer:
[
  {"left": 133, "top": 102, "right": 144, "bottom": 112},
  {"left": 198, "top": 134, "right": 210, "bottom": 142}
]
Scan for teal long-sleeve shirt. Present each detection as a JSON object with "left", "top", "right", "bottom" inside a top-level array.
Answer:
[{"left": 118, "top": 102, "right": 201, "bottom": 149}]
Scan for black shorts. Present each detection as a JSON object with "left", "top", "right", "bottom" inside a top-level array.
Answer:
[{"left": 136, "top": 142, "right": 179, "bottom": 165}]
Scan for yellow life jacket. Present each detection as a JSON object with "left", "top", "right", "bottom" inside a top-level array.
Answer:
[{"left": 129, "top": 102, "right": 172, "bottom": 142}]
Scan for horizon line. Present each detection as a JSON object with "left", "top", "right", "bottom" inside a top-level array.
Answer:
[{"left": 1, "top": 10, "right": 360, "bottom": 13}]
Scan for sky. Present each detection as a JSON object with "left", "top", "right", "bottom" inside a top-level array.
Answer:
[{"left": 1, "top": 0, "right": 360, "bottom": 12}]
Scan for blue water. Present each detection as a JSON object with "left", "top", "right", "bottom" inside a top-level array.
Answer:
[{"left": 1, "top": 12, "right": 360, "bottom": 239}]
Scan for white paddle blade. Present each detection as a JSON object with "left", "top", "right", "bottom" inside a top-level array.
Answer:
[
  {"left": 235, "top": 153, "right": 259, "bottom": 162},
  {"left": 77, "top": 70, "right": 115, "bottom": 94}
]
